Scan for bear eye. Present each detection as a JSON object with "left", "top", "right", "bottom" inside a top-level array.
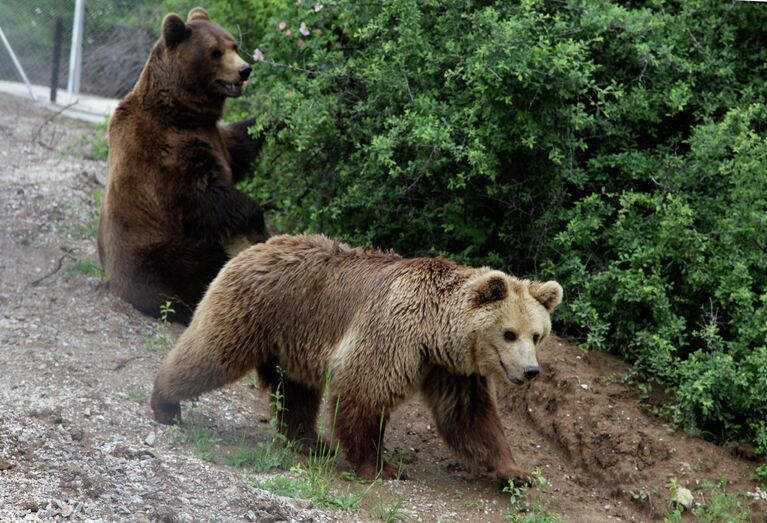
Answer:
[
  {"left": 533, "top": 333, "right": 540, "bottom": 344},
  {"left": 503, "top": 330, "right": 517, "bottom": 342},
  {"left": 211, "top": 49, "right": 223, "bottom": 59}
]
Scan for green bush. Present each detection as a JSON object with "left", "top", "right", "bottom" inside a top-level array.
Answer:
[{"left": 206, "top": 1, "right": 767, "bottom": 451}]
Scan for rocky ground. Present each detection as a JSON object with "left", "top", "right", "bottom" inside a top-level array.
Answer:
[{"left": 1, "top": 92, "right": 766, "bottom": 522}]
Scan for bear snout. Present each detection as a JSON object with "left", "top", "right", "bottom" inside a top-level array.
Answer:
[
  {"left": 239, "top": 65, "right": 252, "bottom": 81},
  {"left": 523, "top": 365, "right": 540, "bottom": 381}
]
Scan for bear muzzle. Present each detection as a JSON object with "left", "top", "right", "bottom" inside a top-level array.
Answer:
[
  {"left": 216, "top": 79, "right": 244, "bottom": 97},
  {"left": 499, "top": 359, "right": 525, "bottom": 386}
]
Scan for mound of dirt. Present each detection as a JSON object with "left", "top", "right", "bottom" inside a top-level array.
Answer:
[{"left": 499, "top": 339, "right": 767, "bottom": 519}]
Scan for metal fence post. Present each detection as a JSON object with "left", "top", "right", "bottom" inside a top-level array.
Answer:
[
  {"left": 50, "top": 17, "right": 64, "bottom": 103},
  {"left": 67, "top": 0, "right": 85, "bottom": 99},
  {"left": 0, "top": 25, "right": 37, "bottom": 101}
]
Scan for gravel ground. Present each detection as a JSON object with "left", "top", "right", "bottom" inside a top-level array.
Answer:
[{"left": 0, "top": 93, "right": 336, "bottom": 523}]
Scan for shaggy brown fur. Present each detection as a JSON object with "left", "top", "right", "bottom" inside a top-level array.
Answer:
[
  {"left": 150, "top": 234, "right": 563, "bottom": 482},
  {"left": 97, "top": 7, "right": 268, "bottom": 323}
]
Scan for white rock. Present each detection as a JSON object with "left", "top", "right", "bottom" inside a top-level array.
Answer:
[{"left": 675, "top": 486, "right": 694, "bottom": 508}]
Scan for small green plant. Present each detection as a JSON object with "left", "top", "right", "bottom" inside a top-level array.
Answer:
[
  {"left": 462, "top": 500, "right": 483, "bottom": 511},
  {"left": 256, "top": 463, "right": 366, "bottom": 510},
  {"left": 144, "top": 300, "right": 175, "bottom": 352},
  {"left": 219, "top": 369, "right": 296, "bottom": 473},
  {"left": 371, "top": 495, "right": 406, "bottom": 522},
  {"left": 173, "top": 423, "right": 221, "bottom": 462},
  {"left": 67, "top": 258, "right": 105, "bottom": 278},
  {"left": 691, "top": 478, "right": 752, "bottom": 523},
  {"left": 121, "top": 390, "right": 147, "bottom": 403},
  {"left": 252, "top": 369, "right": 381, "bottom": 512},
  {"left": 223, "top": 439, "right": 295, "bottom": 472},
  {"left": 159, "top": 301, "right": 175, "bottom": 323},
  {"left": 750, "top": 464, "right": 767, "bottom": 485},
  {"left": 629, "top": 489, "right": 648, "bottom": 503},
  {"left": 664, "top": 477, "right": 685, "bottom": 522},
  {"left": 80, "top": 119, "right": 109, "bottom": 161},
  {"left": 664, "top": 477, "right": 753, "bottom": 523},
  {"left": 504, "top": 468, "right": 561, "bottom": 523}
]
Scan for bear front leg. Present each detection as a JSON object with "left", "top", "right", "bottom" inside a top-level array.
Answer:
[
  {"left": 256, "top": 361, "right": 323, "bottom": 454},
  {"left": 330, "top": 394, "right": 401, "bottom": 480},
  {"left": 421, "top": 366, "right": 530, "bottom": 485},
  {"left": 178, "top": 178, "right": 267, "bottom": 248},
  {"left": 221, "top": 118, "right": 264, "bottom": 184}
]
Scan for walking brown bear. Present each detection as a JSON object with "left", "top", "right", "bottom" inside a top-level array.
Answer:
[
  {"left": 97, "top": 7, "right": 269, "bottom": 323},
  {"left": 150, "top": 235, "right": 563, "bottom": 483}
]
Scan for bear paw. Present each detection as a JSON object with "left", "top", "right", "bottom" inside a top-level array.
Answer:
[
  {"left": 497, "top": 465, "right": 533, "bottom": 487},
  {"left": 355, "top": 461, "right": 407, "bottom": 481},
  {"left": 150, "top": 391, "right": 182, "bottom": 425}
]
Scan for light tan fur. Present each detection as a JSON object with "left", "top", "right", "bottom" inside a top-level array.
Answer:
[{"left": 151, "top": 234, "right": 563, "bottom": 482}]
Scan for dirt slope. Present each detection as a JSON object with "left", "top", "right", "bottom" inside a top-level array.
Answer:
[{"left": 1, "top": 92, "right": 765, "bottom": 522}]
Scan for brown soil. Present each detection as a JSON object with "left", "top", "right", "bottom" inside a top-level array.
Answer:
[{"left": 1, "top": 92, "right": 765, "bottom": 522}]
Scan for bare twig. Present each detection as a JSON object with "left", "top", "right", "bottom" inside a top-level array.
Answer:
[
  {"left": 31, "top": 101, "right": 78, "bottom": 146},
  {"left": 112, "top": 356, "right": 141, "bottom": 372},
  {"left": 29, "top": 250, "right": 77, "bottom": 287}
]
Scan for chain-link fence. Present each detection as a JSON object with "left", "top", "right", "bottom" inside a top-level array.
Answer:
[{"left": 0, "top": 0, "right": 162, "bottom": 102}]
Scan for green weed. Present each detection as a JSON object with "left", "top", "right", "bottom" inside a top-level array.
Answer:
[
  {"left": 664, "top": 477, "right": 753, "bottom": 523},
  {"left": 173, "top": 423, "right": 221, "bottom": 462},
  {"left": 67, "top": 258, "right": 104, "bottom": 278},
  {"left": 504, "top": 468, "right": 561, "bottom": 523},
  {"left": 750, "top": 464, "right": 767, "bottom": 485},
  {"left": 371, "top": 495, "right": 406, "bottom": 522},
  {"left": 144, "top": 300, "right": 174, "bottom": 352},
  {"left": 80, "top": 119, "right": 109, "bottom": 161},
  {"left": 256, "top": 463, "right": 366, "bottom": 510},
  {"left": 223, "top": 439, "right": 295, "bottom": 472},
  {"left": 121, "top": 390, "right": 147, "bottom": 403}
]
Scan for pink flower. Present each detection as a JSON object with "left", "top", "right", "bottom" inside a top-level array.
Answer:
[
  {"left": 285, "top": 29, "right": 293, "bottom": 37},
  {"left": 278, "top": 21, "right": 287, "bottom": 31},
  {"left": 314, "top": 2, "right": 324, "bottom": 12},
  {"left": 314, "top": 28, "right": 323, "bottom": 37},
  {"left": 252, "top": 48, "right": 265, "bottom": 62},
  {"left": 299, "top": 22, "right": 309, "bottom": 36}
]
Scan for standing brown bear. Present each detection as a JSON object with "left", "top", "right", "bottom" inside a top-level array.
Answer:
[
  {"left": 151, "top": 235, "right": 563, "bottom": 483},
  {"left": 97, "top": 7, "right": 269, "bottom": 324}
]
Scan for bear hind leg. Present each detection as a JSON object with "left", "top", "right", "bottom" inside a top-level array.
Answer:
[
  {"left": 151, "top": 335, "right": 259, "bottom": 425},
  {"left": 256, "top": 361, "right": 323, "bottom": 454}
]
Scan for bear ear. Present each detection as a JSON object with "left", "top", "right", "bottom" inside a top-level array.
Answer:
[
  {"left": 528, "top": 281, "right": 563, "bottom": 312},
  {"left": 470, "top": 273, "right": 508, "bottom": 306},
  {"left": 187, "top": 7, "right": 210, "bottom": 22},
  {"left": 162, "top": 14, "right": 190, "bottom": 48}
]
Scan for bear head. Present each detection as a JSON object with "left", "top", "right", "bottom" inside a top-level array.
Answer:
[
  {"left": 466, "top": 272, "right": 563, "bottom": 386},
  {"left": 159, "top": 7, "right": 251, "bottom": 103}
]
